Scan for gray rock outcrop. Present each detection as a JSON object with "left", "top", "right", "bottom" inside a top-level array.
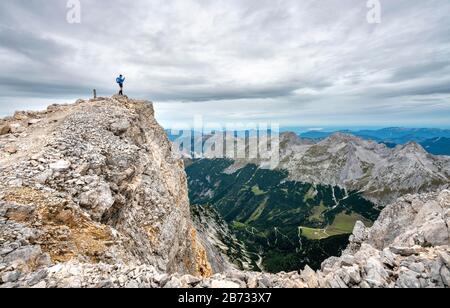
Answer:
[{"left": 0, "top": 96, "right": 212, "bottom": 288}]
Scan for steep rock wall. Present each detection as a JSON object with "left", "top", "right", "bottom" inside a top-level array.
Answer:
[{"left": 0, "top": 96, "right": 211, "bottom": 284}]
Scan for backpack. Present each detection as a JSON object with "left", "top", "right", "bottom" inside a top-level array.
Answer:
[{"left": 116, "top": 77, "right": 121, "bottom": 84}]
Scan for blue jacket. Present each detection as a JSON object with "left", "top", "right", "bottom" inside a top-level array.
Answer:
[{"left": 116, "top": 76, "right": 125, "bottom": 84}]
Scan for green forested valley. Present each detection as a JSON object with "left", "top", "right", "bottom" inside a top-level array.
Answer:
[{"left": 186, "top": 159, "right": 380, "bottom": 272}]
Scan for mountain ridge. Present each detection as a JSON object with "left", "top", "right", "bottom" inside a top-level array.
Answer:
[
  {"left": 282, "top": 132, "right": 450, "bottom": 203},
  {"left": 300, "top": 127, "right": 450, "bottom": 144},
  {"left": 0, "top": 96, "right": 213, "bottom": 287},
  {"left": 0, "top": 97, "right": 448, "bottom": 288},
  {"left": 183, "top": 131, "right": 450, "bottom": 204}
]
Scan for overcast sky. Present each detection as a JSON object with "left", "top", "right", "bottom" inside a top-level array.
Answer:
[{"left": 0, "top": 0, "right": 449, "bottom": 129}]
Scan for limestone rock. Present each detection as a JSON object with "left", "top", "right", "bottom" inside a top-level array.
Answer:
[
  {"left": 311, "top": 190, "right": 449, "bottom": 289},
  {"left": 1, "top": 271, "right": 21, "bottom": 283},
  {"left": 49, "top": 160, "right": 71, "bottom": 172},
  {"left": 28, "top": 119, "right": 41, "bottom": 125},
  {"left": 0, "top": 96, "right": 211, "bottom": 289},
  {"left": 35, "top": 169, "right": 53, "bottom": 184},
  {"left": 441, "top": 266, "right": 450, "bottom": 287},
  {"left": 438, "top": 250, "right": 450, "bottom": 267},
  {"left": 396, "top": 268, "right": 421, "bottom": 288},
  {"left": 4, "top": 144, "right": 17, "bottom": 154},
  {"left": 9, "top": 123, "right": 25, "bottom": 133},
  {"left": 78, "top": 182, "right": 114, "bottom": 220},
  {"left": 351, "top": 221, "right": 368, "bottom": 244},
  {"left": 110, "top": 118, "right": 131, "bottom": 135},
  {"left": 300, "top": 265, "right": 319, "bottom": 288},
  {"left": 0, "top": 124, "right": 10, "bottom": 135},
  {"left": 389, "top": 246, "right": 423, "bottom": 257},
  {"left": 364, "top": 257, "right": 389, "bottom": 287},
  {"left": 210, "top": 280, "right": 240, "bottom": 288}
]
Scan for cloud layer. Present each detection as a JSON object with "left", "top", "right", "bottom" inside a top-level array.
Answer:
[{"left": 0, "top": 0, "right": 449, "bottom": 128}]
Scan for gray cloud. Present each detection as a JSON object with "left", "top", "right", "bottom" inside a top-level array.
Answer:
[
  {"left": 0, "top": 0, "right": 449, "bottom": 128},
  {"left": 390, "top": 61, "right": 450, "bottom": 82},
  {"left": 0, "top": 28, "right": 69, "bottom": 61}
]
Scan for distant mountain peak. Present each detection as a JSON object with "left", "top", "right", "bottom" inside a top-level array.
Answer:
[
  {"left": 397, "top": 141, "right": 428, "bottom": 154},
  {"left": 323, "top": 132, "right": 367, "bottom": 145},
  {"left": 280, "top": 132, "right": 315, "bottom": 145},
  {"left": 278, "top": 132, "right": 450, "bottom": 203}
]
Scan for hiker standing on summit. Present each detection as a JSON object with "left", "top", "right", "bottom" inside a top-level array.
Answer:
[{"left": 116, "top": 74, "right": 125, "bottom": 95}]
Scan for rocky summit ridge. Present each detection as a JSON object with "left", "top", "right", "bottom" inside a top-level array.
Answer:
[
  {"left": 0, "top": 96, "right": 449, "bottom": 288},
  {"left": 0, "top": 96, "right": 212, "bottom": 288}
]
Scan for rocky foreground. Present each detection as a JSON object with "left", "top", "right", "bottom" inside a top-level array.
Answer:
[{"left": 0, "top": 96, "right": 449, "bottom": 288}]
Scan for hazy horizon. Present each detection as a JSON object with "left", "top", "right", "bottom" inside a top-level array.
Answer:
[
  {"left": 1, "top": 96, "right": 450, "bottom": 131},
  {"left": 1, "top": 0, "right": 450, "bottom": 128}
]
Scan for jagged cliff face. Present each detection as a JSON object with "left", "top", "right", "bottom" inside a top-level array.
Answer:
[
  {"left": 191, "top": 205, "right": 257, "bottom": 272},
  {"left": 0, "top": 96, "right": 211, "bottom": 287}
]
